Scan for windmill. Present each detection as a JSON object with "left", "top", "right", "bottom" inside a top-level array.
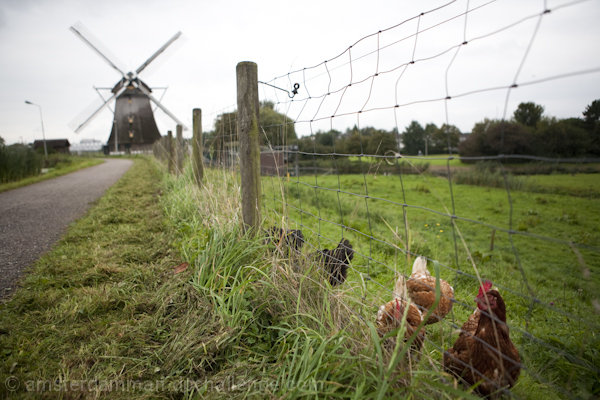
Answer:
[{"left": 70, "top": 23, "right": 187, "bottom": 153}]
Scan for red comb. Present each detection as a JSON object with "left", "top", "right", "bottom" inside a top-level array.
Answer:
[{"left": 478, "top": 280, "right": 493, "bottom": 296}]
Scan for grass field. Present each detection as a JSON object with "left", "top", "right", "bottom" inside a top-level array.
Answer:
[
  {"left": 1, "top": 155, "right": 598, "bottom": 398},
  {"left": 0, "top": 155, "right": 104, "bottom": 193},
  {"left": 262, "top": 168, "right": 600, "bottom": 399},
  {"left": 523, "top": 173, "right": 600, "bottom": 198}
]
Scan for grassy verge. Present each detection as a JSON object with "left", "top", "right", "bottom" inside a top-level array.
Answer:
[
  {"left": 0, "top": 157, "right": 219, "bottom": 398},
  {"left": 159, "top": 164, "right": 477, "bottom": 399},
  {"left": 0, "top": 156, "right": 104, "bottom": 193}
]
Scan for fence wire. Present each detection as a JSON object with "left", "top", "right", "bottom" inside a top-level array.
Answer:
[{"left": 201, "top": 0, "right": 599, "bottom": 398}]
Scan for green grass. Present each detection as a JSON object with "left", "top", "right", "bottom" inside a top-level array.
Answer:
[
  {"left": 2, "top": 154, "right": 598, "bottom": 398},
  {"left": 2, "top": 158, "right": 458, "bottom": 399},
  {"left": 0, "top": 157, "right": 215, "bottom": 398},
  {"left": 0, "top": 155, "right": 104, "bottom": 193},
  {"left": 159, "top": 164, "right": 481, "bottom": 399},
  {"left": 262, "top": 169, "right": 600, "bottom": 399},
  {"left": 348, "top": 154, "right": 464, "bottom": 166},
  {"left": 523, "top": 173, "right": 600, "bottom": 198}
]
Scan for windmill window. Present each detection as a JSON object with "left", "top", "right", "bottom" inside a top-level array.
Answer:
[
  {"left": 128, "top": 116, "right": 134, "bottom": 124},
  {"left": 129, "top": 131, "right": 134, "bottom": 138}
]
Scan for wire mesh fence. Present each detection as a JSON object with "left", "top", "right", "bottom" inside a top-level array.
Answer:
[{"left": 182, "top": 1, "right": 600, "bottom": 397}]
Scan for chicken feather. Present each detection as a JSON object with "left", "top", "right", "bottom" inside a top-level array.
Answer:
[
  {"left": 406, "top": 256, "right": 454, "bottom": 324},
  {"left": 443, "top": 282, "right": 520, "bottom": 397},
  {"left": 376, "top": 274, "right": 425, "bottom": 384}
]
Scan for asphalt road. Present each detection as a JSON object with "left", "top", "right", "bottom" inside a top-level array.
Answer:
[{"left": 0, "top": 158, "right": 133, "bottom": 300}]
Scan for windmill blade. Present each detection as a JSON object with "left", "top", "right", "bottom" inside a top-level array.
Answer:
[
  {"left": 73, "top": 86, "right": 127, "bottom": 133},
  {"left": 151, "top": 87, "right": 168, "bottom": 113},
  {"left": 70, "top": 23, "right": 127, "bottom": 77},
  {"left": 135, "top": 31, "right": 182, "bottom": 76},
  {"left": 94, "top": 87, "right": 115, "bottom": 113},
  {"left": 135, "top": 83, "right": 188, "bottom": 130}
]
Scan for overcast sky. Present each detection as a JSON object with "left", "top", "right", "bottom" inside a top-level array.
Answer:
[{"left": 0, "top": 0, "right": 598, "bottom": 146}]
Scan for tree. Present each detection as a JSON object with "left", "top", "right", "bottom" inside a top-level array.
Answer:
[
  {"left": 459, "top": 119, "right": 534, "bottom": 161},
  {"left": 210, "top": 111, "right": 237, "bottom": 162},
  {"left": 583, "top": 99, "right": 600, "bottom": 155},
  {"left": 536, "top": 118, "right": 590, "bottom": 157},
  {"left": 402, "top": 121, "right": 425, "bottom": 155},
  {"left": 315, "top": 130, "right": 340, "bottom": 148},
  {"left": 210, "top": 102, "right": 297, "bottom": 153},
  {"left": 343, "top": 126, "right": 364, "bottom": 155},
  {"left": 365, "top": 128, "right": 397, "bottom": 156},
  {"left": 513, "top": 102, "right": 544, "bottom": 128},
  {"left": 259, "top": 101, "right": 297, "bottom": 146},
  {"left": 583, "top": 99, "right": 600, "bottom": 126},
  {"left": 423, "top": 123, "right": 438, "bottom": 155},
  {"left": 429, "top": 124, "right": 461, "bottom": 154},
  {"left": 296, "top": 130, "right": 341, "bottom": 158}
]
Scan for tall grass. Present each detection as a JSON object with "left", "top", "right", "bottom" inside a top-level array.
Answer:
[
  {"left": 0, "top": 143, "right": 41, "bottom": 183},
  {"left": 159, "top": 162, "right": 480, "bottom": 399},
  {"left": 452, "top": 161, "right": 526, "bottom": 190}
]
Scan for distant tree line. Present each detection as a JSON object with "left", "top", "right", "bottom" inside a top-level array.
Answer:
[
  {"left": 400, "top": 122, "right": 461, "bottom": 155},
  {"left": 203, "top": 101, "right": 298, "bottom": 161},
  {"left": 459, "top": 100, "right": 600, "bottom": 160},
  {"left": 206, "top": 99, "right": 600, "bottom": 160},
  {"left": 295, "top": 126, "right": 398, "bottom": 159}
]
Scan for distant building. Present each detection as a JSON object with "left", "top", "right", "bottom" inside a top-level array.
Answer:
[
  {"left": 71, "top": 139, "right": 103, "bottom": 154},
  {"left": 260, "top": 145, "right": 298, "bottom": 176},
  {"left": 33, "top": 139, "right": 70, "bottom": 154},
  {"left": 261, "top": 150, "right": 286, "bottom": 176}
]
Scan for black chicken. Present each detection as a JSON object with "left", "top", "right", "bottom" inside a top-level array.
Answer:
[
  {"left": 316, "top": 239, "right": 354, "bottom": 286},
  {"left": 269, "top": 227, "right": 305, "bottom": 254}
]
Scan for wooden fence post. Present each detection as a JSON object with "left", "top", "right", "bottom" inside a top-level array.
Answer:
[
  {"left": 176, "top": 124, "right": 183, "bottom": 175},
  {"left": 236, "top": 61, "right": 261, "bottom": 233},
  {"left": 192, "top": 108, "right": 204, "bottom": 185},
  {"left": 167, "top": 130, "right": 173, "bottom": 174}
]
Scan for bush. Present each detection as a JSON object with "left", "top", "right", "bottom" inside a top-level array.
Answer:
[
  {"left": 0, "top": 141, "right": 42, "bottom": 183},
  {"left": 43, "top": 153, "right": 73, "bottom": 169},
  {"left": 296, "top": 158, "right": 429, "bottom": 176},
  {"left": 460, "top": 116, "right": 599, "bottom": 160},
  {"left": 452, "top": 161, "right": 526, "bottom": 190},
  {"left": 459, "top": 120, "right": 535, "bottom": 162}
]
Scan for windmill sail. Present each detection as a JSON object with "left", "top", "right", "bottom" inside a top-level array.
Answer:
[{"left": 70, "top": 23, "right": 185, "bottom": 153}]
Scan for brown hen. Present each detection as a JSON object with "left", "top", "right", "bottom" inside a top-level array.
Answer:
[
  {"left": 406, "top": 256, "right": 454, "bottom": 324},
  {"left": 443, "top": 281, "right": 521, "bottom": 397},
  {"left": 376, "top": 274, "right": 425, "bottom": 372}
]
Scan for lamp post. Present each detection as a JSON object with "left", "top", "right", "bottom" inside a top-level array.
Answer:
[{"left": 25, "top": 100, "right": 48, "bottom": 159}]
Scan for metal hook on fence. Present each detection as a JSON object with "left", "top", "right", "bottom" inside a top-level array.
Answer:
[
  {"left": 384, "top": 149, "right": 402, "bottom": 165},
  {"left": 258, "top": 81, "right": 301, "bottom": 98}
]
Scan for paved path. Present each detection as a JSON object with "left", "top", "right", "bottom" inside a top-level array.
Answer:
[{"left": 0, "top": 158, "right": 133, "bottom": 300}]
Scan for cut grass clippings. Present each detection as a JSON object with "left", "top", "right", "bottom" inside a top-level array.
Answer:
[
  {"left": 0, "top": 157, "right": 221, "bottom": 398},
  {"left": 0, "top": 156, "right": 104, "bottom": 193}
]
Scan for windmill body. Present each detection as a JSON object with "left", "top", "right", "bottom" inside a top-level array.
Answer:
[
  {"left": 70, "top": 24, "right": 186, "bottom": 152},
  {"left": 107, "top": 77, "right": 161, "bottom": 152}
]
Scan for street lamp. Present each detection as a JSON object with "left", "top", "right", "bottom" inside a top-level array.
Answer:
[{"left": 24, "top": 100, "right": 48, "bottom": 159}]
